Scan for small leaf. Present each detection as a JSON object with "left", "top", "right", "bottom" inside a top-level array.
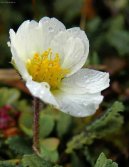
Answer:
[
  {"left": 57, "top": 112, "right": 72, "bottom": 137},
  {"left": 22, "top": 154, "right": 52, "bottom": 167},
  {"left": 40, "top": 150, "right": 59, "bottom": 163},
  {"left": 40, "top": 138, "right": 60, "bottom": 151},
  {"left": 87, "top": 17, "right": 101, "bottom": 33},
  {"left": 107, "top": 30, "right": 129, "bottom": 55},
  {"left": 86, "top": 101, "right": 124, "bottom": 135},
  {"left": 19, "top": 111, "right": 33, "bottom": 137},
  {"left": 94, "top": 153, "right": 118, "bottom": 167},
  {"left": 15, "top": 100, "right": 32, "bottom": 113},
  {"left": 66, "top": 101, "right": 124, "bottom": 153},
  {"left": 108, "top": 15, "right": 124, "bottom": 32},
  {"left": 0, "top": 88, "right": 20, "bottom": 107},
  {"left": 39, "top": 113, "right": 55, "bottom": 138},
  {"left": 6, "top": 136, "right": 33, "bottom": 155},
  {"left": 40, "top": 138, "right": 60, "bottom": 162},
  {"left": 0, "top": 159, "right": 21, "bottom": 167},
  {"left": 19, "top": 110, "right": 55, "bottom": 138}
]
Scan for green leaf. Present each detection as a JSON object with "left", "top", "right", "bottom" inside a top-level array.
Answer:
[
  {"left": 66, "top": 132, "right": 91, "bottom": 153},
  {"left": 19, "top": 111, "right": 33, "bottom": 137},
  {"left": 0, "top": 159, "right": 21, "bottom": 167},
  {"left": 108, "top": 15, "right": 124, "bottom": 32},
  {"left": 0, "top": 88, "right": 20, "bottom": 107},
  {"left": 57, "top": 112, "right": 72, "bottom": 137},
  {"left": 15, "top": 100, "right": 32, "bottom": 113},
  {"left": 87, "top": 17, "right": 101, "bottom": 33},
  {"left": 19, "top": 110, "right": 55, "bottom": 138},
  {"left": 66, "top": 101, "right": 124, "bottom": 153},
  {"left": 40, "top": 138, "right": 60, "bottom": 162},
  {"left": 6, "top": 136, "right": 33, "bottom": 155},
  {"left": 39, "top": 113, "right": 55, "bottom": 138},
  {"left": 22, "top": 154, "right": 52, "bottom": 167},
  {"left": 107, "top": 30, "right": 129, "bottom": 55},
  {"left": 94, "top": 153, "right": 118, "bottom": 167},
  {"left": 40, "top": 150, "right": 59, "bottom": 163},
  {"left": 86, "top": 101, "right": 124, "bottom": 136},
  {"left": 0, "top": 163, "right": 15, "bottom": 167},
  {"left": 40, "top": 138, "right": 60, "bottom": 151}
]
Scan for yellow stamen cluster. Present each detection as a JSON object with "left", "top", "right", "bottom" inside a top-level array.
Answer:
[{"left": 26, "top": 48, "right": 69, "bottom": 89}]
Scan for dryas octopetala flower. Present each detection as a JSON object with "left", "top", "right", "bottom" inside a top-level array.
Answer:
[{"left": 8, "top": 17, "right": 109, "bottom": 117}]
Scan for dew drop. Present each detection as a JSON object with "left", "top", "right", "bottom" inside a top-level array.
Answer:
[{"left": 49, "top": 27, "right": 54, "bottom": 32}]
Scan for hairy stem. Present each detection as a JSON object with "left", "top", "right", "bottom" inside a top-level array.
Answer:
[{"left": 33, "top": 97, "right": 40, "bottom": 156}]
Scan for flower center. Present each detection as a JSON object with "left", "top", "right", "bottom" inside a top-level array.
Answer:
[{"left": 26, "top": 48, "right": 69, "bottom": 89}]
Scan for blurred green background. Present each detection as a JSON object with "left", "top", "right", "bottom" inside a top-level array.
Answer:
[
  {"left": 0, "top": 0, "right": 129, "bottom": 167},
  {"left": 1, "top": 0, "right": 129, "bottom": 68}
]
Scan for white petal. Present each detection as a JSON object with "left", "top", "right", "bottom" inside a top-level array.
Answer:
[
  {"left": 9, "top": 17, "right": 66, "bottom": 62},
  {"left": 54, "top": 91, "right": 103, "bottom": 117},
  {"left": 38, "top": 17, "right": 66, "bottom": 50},
  {"left": 67, "top": 27, "right": 89, "bottom": 55},
  {"left": 50, "top": 28, "right": 89, "bottom": 76},
  {"left": 9, "top": 29, "right": 16, "bottom": 47},
  {"left": 26, "top": 80, "right": 59, "bottom": 107},
  {"left": 11, "top": 46, "right": 31, "bottom": 81},
  {"left": 60, "top": 68, "right": 110, "bottom": 94}
]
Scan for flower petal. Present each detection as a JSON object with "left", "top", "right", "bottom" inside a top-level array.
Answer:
[
  {"left": 9, "top": 17, "right": 66, "bottom": 61},
  {"left": 50, "top": 28, "right": 89, "bottom": 76},
  {"left": 39, "top": 17, "right": 66, "bottom": 50},
  {"left": 60, "top": 68, "right": 110, "bottom": 94},
  {"left": 67, "top": 27, "right": 89, "bottom": 55},
  {"left": 26, "top": 79, "right": 59, "bottom": 107},
  {"left": 54, "top": 91, "right": 103, "bottom": 117},
  {"left": 11, "top": 46, "right": 31, "bottom": 81}
]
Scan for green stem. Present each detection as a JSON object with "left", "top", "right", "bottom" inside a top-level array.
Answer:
[{"left": 33, "top": 97, "right": 40, "bottom": 156}]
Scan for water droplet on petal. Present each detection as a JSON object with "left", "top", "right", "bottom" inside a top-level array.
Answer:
[{"left": 49, "top": 27, "right": 54, "bottom": 32}]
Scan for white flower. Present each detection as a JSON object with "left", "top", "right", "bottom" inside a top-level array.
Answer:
[{"left": 8, "top": 17, "right": 110, "bottom": 117}]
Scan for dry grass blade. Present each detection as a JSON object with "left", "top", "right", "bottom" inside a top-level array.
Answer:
[
  {"left": 0, "top": 69, "right": 20, "bottom": 81},
  {"left": 0, "top": 69, "right": 29, "bottom": 93}
]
